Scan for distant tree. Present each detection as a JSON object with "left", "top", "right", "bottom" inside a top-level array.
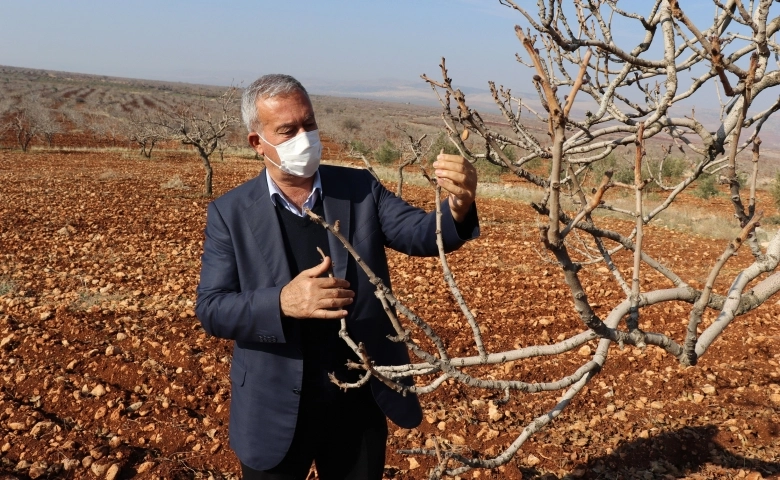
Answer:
[
  {"left": 425, "top": 131, "right": 461, "bottom": 165},
  {"left": 60, "top": 108, "right": 84, "bottom": 137},
  {"left": 396, "top": 125, "right": 432, "bottom": 198},
  {"left": 8, "top": 97, "right": 42, "bottom": 152},
  {"left": 347, "top": 139, "right": 371, "bottom": 157},
  {"left": 695, "top": 173, "right": 720, "bottom": 199},
  {"left": 344, "top": 141, "right": 381, "bottom": 182},
  {"left": 341, "top": 117, "right": 361, "bottom": 134},
  {"left": 128, "top": 114, "right": 162, "bottom": 158},
  {"left": 0, "top": 97, "right": 11, "bottom": 148},
  {"left": 0, "top": 121, "right": 8, "bottom": 151},
  {"left": 37, "top": 109, "right": 62, "bottom": 148},
  {"left": 215, "top": 125, "right": 245, "bottom": 162},
  {"left": 85, "top": 113, "right": 125, "bottom": 147},
  {"left": 154, "top": 87, "right": 240, "bottom": 196},
  {"left": 373, "top": 139, "right": 401, "bottom": 165},
  {"left": 215, "top": 137, "right": 231, "bottom": 162}
]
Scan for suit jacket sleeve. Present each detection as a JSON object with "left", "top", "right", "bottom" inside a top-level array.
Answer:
[
  {"left": 195, "top": 201, "right": 287, "bottom": 344},
  {"left": 372, "top": 171, "right": 479, "bottom": 255}
]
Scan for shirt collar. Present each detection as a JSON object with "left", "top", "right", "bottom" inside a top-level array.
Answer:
[{"left": 266, "top": 169, "right": 322, "bottom": 217}]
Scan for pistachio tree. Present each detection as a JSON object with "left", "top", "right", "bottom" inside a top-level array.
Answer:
[{"left": 310, "top": 1, "right": 780, "bottom": 478}]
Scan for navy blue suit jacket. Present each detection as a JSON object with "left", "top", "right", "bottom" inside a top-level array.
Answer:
[{"left": 195, "top": 165, "right": 479, "bottom": 470}]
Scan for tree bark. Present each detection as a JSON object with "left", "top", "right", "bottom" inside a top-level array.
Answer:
[{"left": 201, "top": 153, "right": 213, "bottom": 197}]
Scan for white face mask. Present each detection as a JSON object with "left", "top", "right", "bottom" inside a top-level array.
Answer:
[{"left": 259, "top": 130, "right": 322, "bottom": 178}]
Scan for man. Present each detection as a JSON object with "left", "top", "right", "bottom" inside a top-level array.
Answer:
[{"left": 196, "top": 74, "right": 479, "bottom": 480}]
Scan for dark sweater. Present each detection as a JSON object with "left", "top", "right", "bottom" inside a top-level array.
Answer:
[{"left": 274, "top": 200, "right": 362, "bottom": 402}]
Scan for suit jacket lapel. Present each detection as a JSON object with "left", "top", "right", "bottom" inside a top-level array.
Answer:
[
  {"left": 245, "top": 169, "right": 292, "bottom": 286},
  {"left": 320, "top": 167, "right": 351, "bottom": 280}
]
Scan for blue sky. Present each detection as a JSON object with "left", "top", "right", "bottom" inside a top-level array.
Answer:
[
  {"left": 0, "top": 0, "right": 772, "bottom": 112},
  {"left": 0, "top": 1, "right": 520, "bottom": 88}
]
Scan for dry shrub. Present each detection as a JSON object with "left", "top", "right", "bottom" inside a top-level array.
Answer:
[
  {"left": 160, "top": 175, "right": 188, "bottom": 190},
  {"left": 98, "top": 169, "right": 122, "bottom": 181},
  {"left": 0, "top": 277, "right": 16, "bottom": 296}
]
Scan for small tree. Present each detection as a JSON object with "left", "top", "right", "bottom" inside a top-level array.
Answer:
[
  {"left": 37, "top": 109, "right": 62, "bottom": 148},
  {"left": 128, "top": 114, "right": 162, "bottom": 158},
  {"left": 84, "top": 113, "right": 125, "bottom": 147},
  {"left": 694, "top": 173, "right": 720, "bottom": 199},
  {"left": 8, "top": 97, "right": 42, "bottom": 152},
  {"left": 344, "top": 141, "right": 381, "bottom": 182},
  {"left": 215, "top": 137, "right": 231, "bottom": 162},
  {"left": 348, "top": 139, "right": 371, "bottom": 156},
  {"left": 373, "top": 140, "right": 401, "bottom": 165},
  {"left": 155, "top": 87, "right": 239, "bottom": 196},
  {"left": 0, "top": 102, "right": 10, "bottom": 149},
  {"left": 395, "top": 125, "right": 432, "bottom": 198},
  {"left": 425, "top": 131, "right": 461, "bottom": 165},
  {"left": 341, "top": 117, "right": 362, "bottom": 134},
  {"left": 10, "top": 110, "right": 36, "bottom": 152}
]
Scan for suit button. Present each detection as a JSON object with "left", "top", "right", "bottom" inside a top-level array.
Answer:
[{"left": 292, "top": 388, "right": 301, "bottom": 395}]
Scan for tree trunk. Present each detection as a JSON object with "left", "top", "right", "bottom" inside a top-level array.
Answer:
[
  {"left": 201, "top": 154, "right": 213, "bottom": 196},
  {"left": 396, "top": 159, "right": 416, "bottom": 198},
  {"left": 397, "top": 166, "right": 405, "bottom": 198},
  {"left": 19, "top": 132, "right": 32, "bottom": 153}
]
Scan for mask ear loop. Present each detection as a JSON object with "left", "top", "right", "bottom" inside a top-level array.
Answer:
[{"left": 256, "top": 134, "right": 285, "bottom": 171}]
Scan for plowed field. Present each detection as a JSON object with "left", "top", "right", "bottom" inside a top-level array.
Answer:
[{"left": 1, "top": 150, "right": 779, "bottom": 480}]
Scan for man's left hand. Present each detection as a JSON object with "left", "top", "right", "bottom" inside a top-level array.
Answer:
[{"left": 433, "top": 153, "right": 477, "bottom": 223}]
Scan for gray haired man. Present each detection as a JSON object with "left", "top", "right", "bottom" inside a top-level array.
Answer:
[{"left": 196, "top": 74, "right": 479, "bottom": 479}]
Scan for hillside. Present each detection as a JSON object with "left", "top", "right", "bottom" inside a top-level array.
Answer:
[{"left": 2, "top": 65, "right": 778, "bottom": 181}]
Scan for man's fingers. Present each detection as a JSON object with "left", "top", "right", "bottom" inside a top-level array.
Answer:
[
  {"left": 437, "top": 174, "right": 474, "bottom": 200},
  {"left": 434, "top": 167, "right": 467, "bottom": 184},
  {"left": 431, "top": 153, "right": 477, "bottom": 223},
  {"left": 434, "top": 157, "right": 477, "bottom": 186},
  {"left": 301, "top": 255, "right": 332, "bottom": 277},
  {"left": 435, "top": 153, "right": 466, "bottom": 164},
  {"left": 436, "top": 173, "right": 467, "bottom": 190},
  {"left": 321, "top": 286, "right": 355, "bottom": 299},
  {"left": 308, "top": 308, "right": 349, "bottom": 320},
  {"left": 305, "top": 294, "right": 353, "bottom": 319},
  {"left": 280, "top": 264, "right": 354, "bottom": 319},
  {"left": 433, "top": 157, "right": 465, "bottom": 170},
  {"left": 320, "top": 295, "right": 353, "bottom": 309},
  {"left": 313, "top": 276, "right": 351, "bottom": 290}
]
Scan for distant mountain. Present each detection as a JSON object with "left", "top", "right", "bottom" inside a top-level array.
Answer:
[
  {"left": 3, "top": 64, "right": 779, "bottom": 167},
  {"left": 304, "top": 76, "right": 780, "bottom": 151},
  {"left": 301, "top": 76, "right": 539, "bottom": 112}
]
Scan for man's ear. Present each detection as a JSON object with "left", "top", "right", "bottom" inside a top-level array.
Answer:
[{"left": 248, "top": 132, "right": 264, "bottom": 156}]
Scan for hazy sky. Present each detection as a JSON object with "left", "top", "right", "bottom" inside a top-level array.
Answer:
[
  {"left": 0, "top": 1, "right": 522, "bottom": 88},
  {"left": 0, "top": 0, "right": 764, "bottom": 108}
]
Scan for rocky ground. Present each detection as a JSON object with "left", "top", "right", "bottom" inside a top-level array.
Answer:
[{"left": 1, "top": 149, "right": 779, "bottom": 479}]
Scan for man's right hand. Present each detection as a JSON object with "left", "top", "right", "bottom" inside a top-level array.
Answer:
[{"left": 280, "top": 256, "right": 354, "bottom": 319}]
